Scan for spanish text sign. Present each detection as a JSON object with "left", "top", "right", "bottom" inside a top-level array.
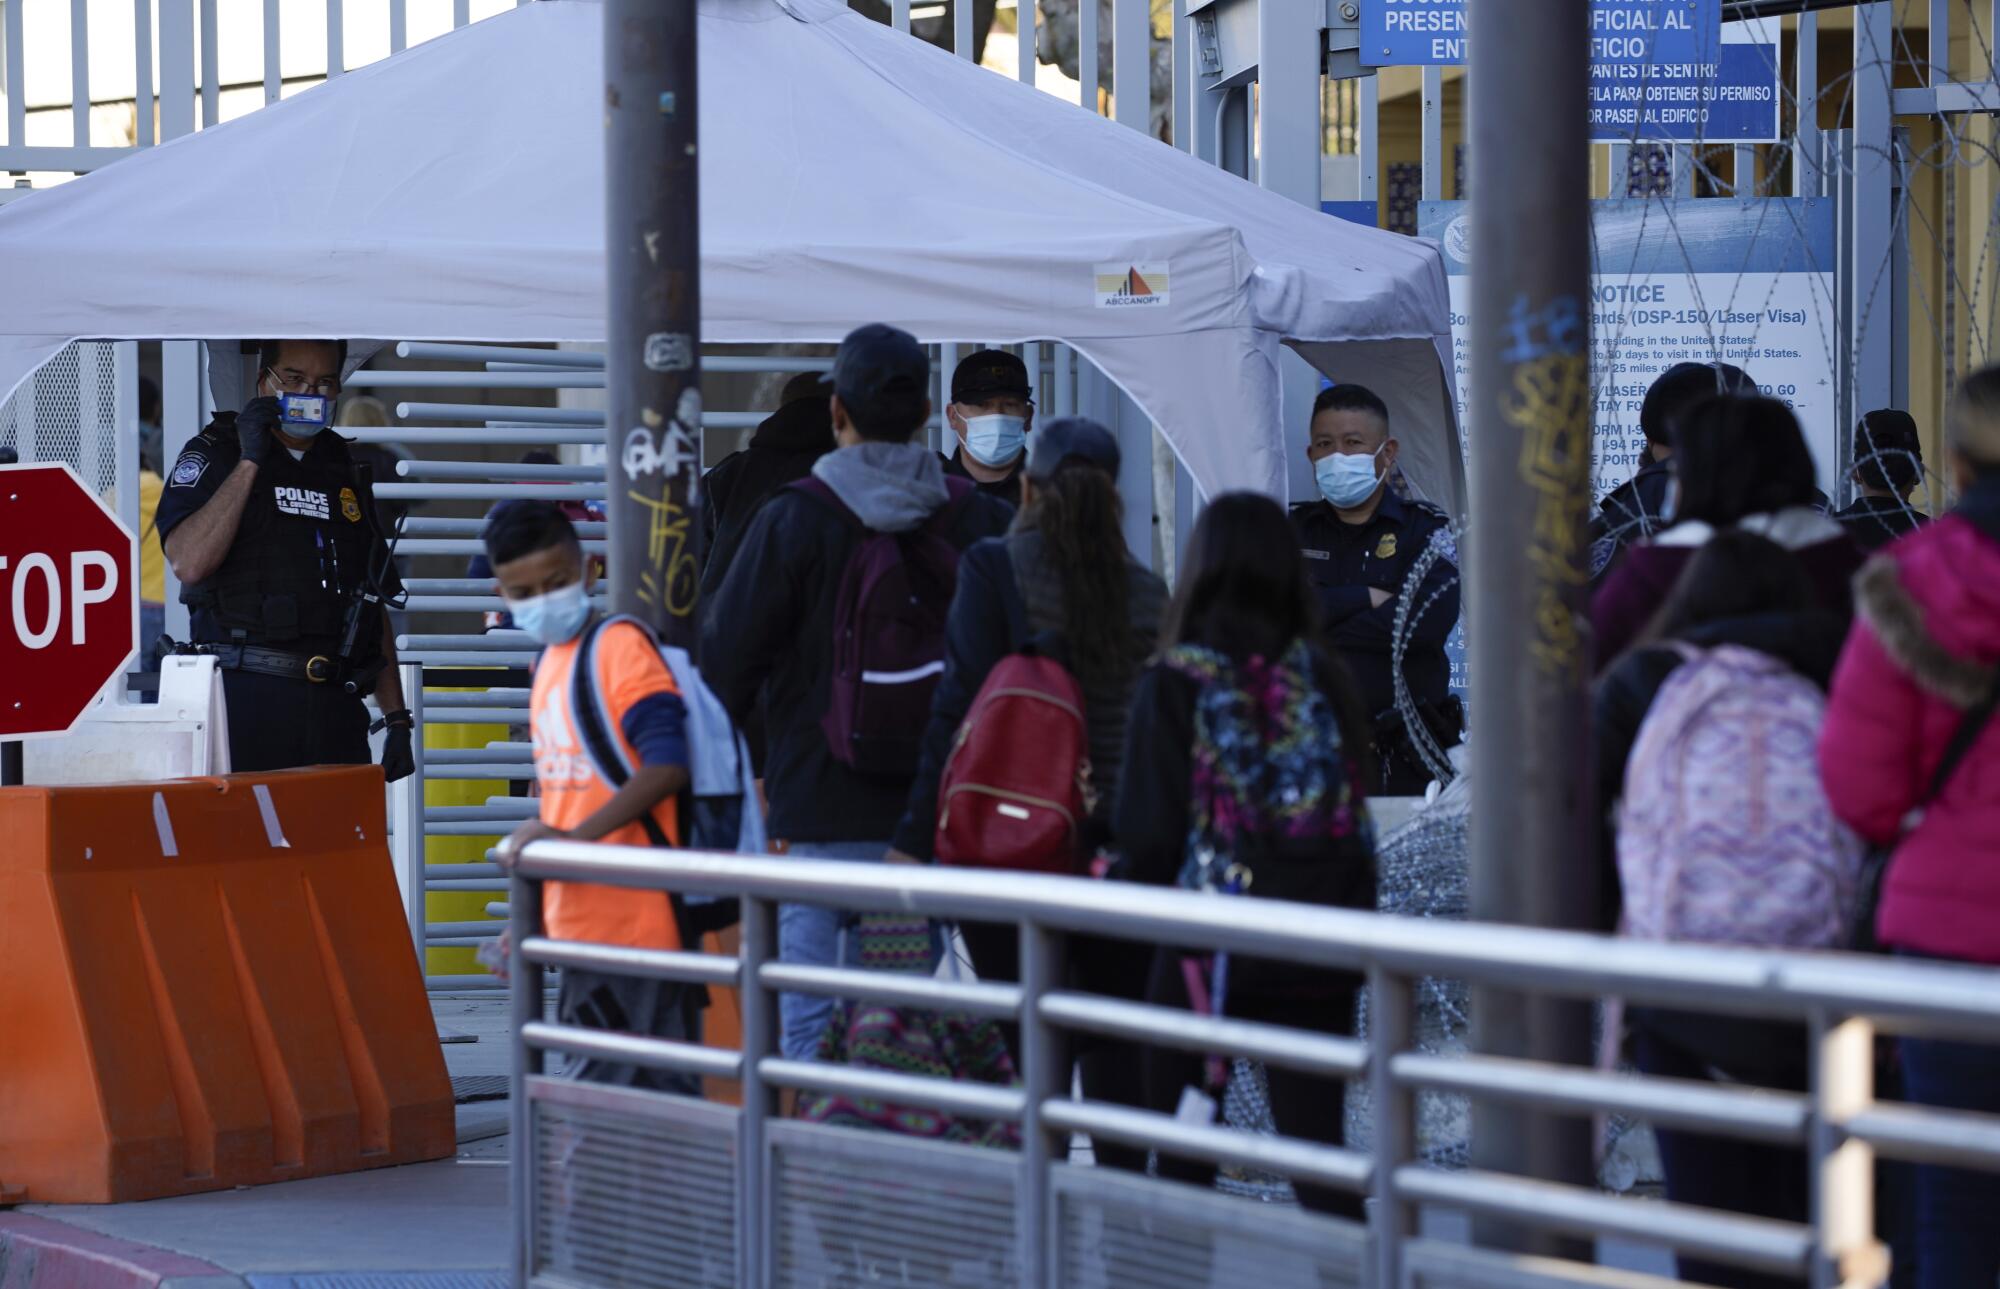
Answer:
[
  {"left": 1588, "top": 42, "right": 1780, "bottom": 143},
  {"left": 1363, "top": 0, "right": 1720, "bottom": 67}
]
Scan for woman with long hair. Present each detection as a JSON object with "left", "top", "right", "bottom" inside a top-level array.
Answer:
[
  {"left": 1593, "top": 393, "right": 1864, "bottom": 666},
  {"left": 1111, "top": 491, "right": 1378, "bottom": 1220},
  {"left": 890, "top": 416, "right": 1169, "bottom": 992}
]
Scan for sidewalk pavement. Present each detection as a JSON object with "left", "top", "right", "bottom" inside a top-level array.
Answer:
[{"left": 0, "top": 998, "right": 514, "bottom": 1289}]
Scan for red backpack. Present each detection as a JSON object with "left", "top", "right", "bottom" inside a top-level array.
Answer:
[{"left": 934, "top": 649, "right": 1094, "bottom": 874}]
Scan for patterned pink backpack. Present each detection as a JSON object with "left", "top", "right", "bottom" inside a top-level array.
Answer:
[{"left": 1618, "top": 644, "right": 1864, "bottom": 949}]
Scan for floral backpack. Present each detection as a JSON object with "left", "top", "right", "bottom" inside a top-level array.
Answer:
[
  {"left": 1161, "top": 641, "right": 1378, "bottom": 1082},
  {"left": 798, "top": 915, "right": 1019, "bottom": 1150}
]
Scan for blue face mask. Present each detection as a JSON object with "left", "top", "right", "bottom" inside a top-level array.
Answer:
[
  {"left": 1314, "top": 444, "right": 1386, "bottom": 509},
  {"left": 961, "top": 414, "right": 1028, "bottom": 467},
  {"left": 510, "top": 582, "right": 591, "bottom": 645}
]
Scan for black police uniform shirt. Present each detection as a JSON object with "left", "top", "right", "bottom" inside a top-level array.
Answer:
[
  {"left": 155, "top": 414, "right": 401, "bottom": 658},
  {"left": 942, "top": 449, "right": 1024, "bottom": 504},
  {"left": 1290, "top": 489, "right": 1460, "bottom": 724}
]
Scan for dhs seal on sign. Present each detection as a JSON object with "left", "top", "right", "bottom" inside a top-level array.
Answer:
[{"left": 1443, "top": 214, "right": 1472, "bottom": 268}]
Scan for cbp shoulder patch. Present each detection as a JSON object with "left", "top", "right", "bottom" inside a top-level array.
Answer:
[{"left": 169, "top": 454, "right": 208, "bottom": 487}]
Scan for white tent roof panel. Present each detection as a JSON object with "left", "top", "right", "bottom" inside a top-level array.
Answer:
[{"left": 0, "top": 0, "right": 1459, "bottom": 509}]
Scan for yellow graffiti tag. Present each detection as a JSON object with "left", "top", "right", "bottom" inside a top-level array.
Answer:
[
  {"left": 627, "top": 489, "right": 700, "bottom": 618},
  {"left": 1502, "top": 350, "right": 1592, "bottom": 678}
]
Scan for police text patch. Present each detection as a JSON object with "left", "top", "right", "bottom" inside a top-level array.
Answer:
[
  {"left": 274, "top": 485, "right": 330, "bottom": 520},
  {"left": 170, "top": 455, "right": 208, "bottom": 487}
]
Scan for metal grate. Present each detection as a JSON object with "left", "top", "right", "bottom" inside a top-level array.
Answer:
[
  {"left": 451, "top": 1075, "right": 509, "bottom": 1103},
  {"left": 529, "top": 1079, "right": 739, "bottom": 1289},
  {"left": 1053, "top": 1165, "right": 1368, "bottom": 1289},
  {"left": 0, "top": 342, "right": 121, "bottom": 496},
  {"left": 771, "top": 1121, "right": 1021, "bottom": 1289}
]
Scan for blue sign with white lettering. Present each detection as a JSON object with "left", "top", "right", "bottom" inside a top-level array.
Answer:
[
  {"left": 1363, "top": 0, "right": 1720, "bottom": 68},
  {"left": 1589, "top": 42, "right": 1780, "bottom": 142}
]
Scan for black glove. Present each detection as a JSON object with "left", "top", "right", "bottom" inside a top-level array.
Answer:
[
  {"left": 380, "top": 720, "right": 415, "bottom": 784},
  {"left": 238, "top": 396, "right": 281, "bottom": 465}
]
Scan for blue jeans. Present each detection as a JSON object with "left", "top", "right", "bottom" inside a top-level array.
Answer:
[
  {"left": 139, "top": 604, "right": 165, "bottom": 656},
  {"left": 776, "top": 840, "right": 904, "bottom": 1062},
  {"left": 1899, "top": 1030, "right": 2000, "bottom": 1289}
]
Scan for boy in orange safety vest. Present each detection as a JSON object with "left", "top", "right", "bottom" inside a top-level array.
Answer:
[{"left": 488, "top": 500, "right": 698, "bottom": 1092}]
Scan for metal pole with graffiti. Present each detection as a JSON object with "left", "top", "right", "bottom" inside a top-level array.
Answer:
[
  {"left": 604, "top": 0, "right": 703, "bottom": 644},
  {"left": 1465, "top": 0, "right": 1598, "bottom": 1249}
]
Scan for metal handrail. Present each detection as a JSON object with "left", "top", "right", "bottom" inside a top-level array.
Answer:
[
  {"left": 512, "top": 845, "right": 2000, "bottom": 1035},
  {"left": 507, "top": 841, "right": 2000, "bottom": 1289}
]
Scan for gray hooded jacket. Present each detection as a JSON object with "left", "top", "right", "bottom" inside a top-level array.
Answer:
[{"left": 809, "top": 441, "right": 950, "bottom": 533}]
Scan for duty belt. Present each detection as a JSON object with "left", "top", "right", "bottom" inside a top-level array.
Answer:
[{"left": 193, "top": 643, "right": 341, "bottom": 684}]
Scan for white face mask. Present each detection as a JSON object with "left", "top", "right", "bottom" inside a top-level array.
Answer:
[
  {"left": 1315, "top": 443, "right": 1386, "bottom": 509},
  {"left": 959, "top": 413, "right": 1028, "bottom": 468},
  {"left": 509, "top": 582, "right": 591, "bottom": 645}
]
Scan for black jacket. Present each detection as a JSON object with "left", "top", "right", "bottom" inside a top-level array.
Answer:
[
  {"left": 1832, "top": 493, "right": 1927, "bottom": 554},
  {"left": 699, "top": 396, "right": 833, "bottom": 601},
  {"left": 1289, "top": 492, "right": 1459, "bottom": 723},
  {"left": 1114, "top": 653, "right": 1376, "bottom": 999},
  {"left": 1592, "top": 609, "right": 1848, "bottom": 931},
  {"left": 1593, "top": 457, "right": 1674, "bottom": 556},
  {"left": 891, "top": 532, "right": 1168, "bottom": 859},
  {"left": 700, "top": 481, "right": 1014, "bottom": 843},
  {"left": 942, "top": 450, "right": 1024, "bottom": 504}
]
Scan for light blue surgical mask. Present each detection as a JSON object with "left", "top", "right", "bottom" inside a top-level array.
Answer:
[
  {"left": 961, "top": 414, "right": 1028, "bottom": 468},
  {"left": 1315, "top": 444, "right": 1386, "bottom": 509},
  {"left": 510, "top": 582, "right": 591, "bottom": 645}
]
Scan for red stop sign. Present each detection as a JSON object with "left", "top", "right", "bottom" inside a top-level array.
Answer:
[{"left": 0, "top": 463, "right": 139, "bottom": 739}]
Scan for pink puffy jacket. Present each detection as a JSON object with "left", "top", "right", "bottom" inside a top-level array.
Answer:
[{"left": 1819, "top": 515, "right": 2000, "bottom": 964}]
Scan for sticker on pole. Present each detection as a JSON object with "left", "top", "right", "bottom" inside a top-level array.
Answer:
[
  {"left": 1094, "top": 263, "right": 1171, "bottom": 310},
  {"left": 0, "top": 463, "right": 140, "bottom": 739}
]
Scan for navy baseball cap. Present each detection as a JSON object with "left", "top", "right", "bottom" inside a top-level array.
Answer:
[
  {"left": 951, "top": 349, "right": 1033, "bottom": 404},
  {"left": 1026, "top": 417, "right": 1120, "bottom": 481},
  {"left": 825, "top": 324, "right": 929, "bottom": 411}
]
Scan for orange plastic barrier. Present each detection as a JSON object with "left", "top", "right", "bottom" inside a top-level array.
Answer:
[{"left": 0, "top": 767, "right": 454, "bottom": 1204}]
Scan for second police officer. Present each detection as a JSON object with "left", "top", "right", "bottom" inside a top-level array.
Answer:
[
  {"left": 941, "top": 348, "right": 1035, "bottom": 503},
  {"left": 1290, "top": 383, "right": 1463, "bottom": 796},
  {"left": 157, "top": 339, "right": 414, "bottom": 780}
]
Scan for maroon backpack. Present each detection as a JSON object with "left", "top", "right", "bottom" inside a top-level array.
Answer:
[
  {"left": 793, "top": 475, "right": 974, "bottom": 780},
  {"left": 934, "top": 649, "right": 1093, "bottom": 875}
]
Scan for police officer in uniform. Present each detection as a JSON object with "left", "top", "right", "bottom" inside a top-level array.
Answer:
[
  {"left": 157, "top": 339, "right": 414, "bottom": 779},
  {"left": 940, "top": 349, "right": 1034, "bottom": 503},
  {"left": 1290, "top": 383, "right": 1461, "bottom": 796}
]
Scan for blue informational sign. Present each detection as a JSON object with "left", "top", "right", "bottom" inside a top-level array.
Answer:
[
  {"left": 1417, "top": 197, "right": 1839, "bottom": 497},
  {"left": 1362, "top": 0, "right": 1773, "bottom": 142},
  {"left": 1418, "top": 197, "right": 1836, "bottom": 702},
  {"left": 1589, "top": 41, "right": 1780, "bottom": 142},
  {"left": 1364, "top": 0, "right": 1720, "bottom": 67}
]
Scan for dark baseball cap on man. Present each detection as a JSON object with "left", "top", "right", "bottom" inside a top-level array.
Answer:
[
  {"left": 826, "top": 323, "right": 929, "bottom": 410},
  {"left": 951, "top": 349, "right": 1033, "bottom": 404}
]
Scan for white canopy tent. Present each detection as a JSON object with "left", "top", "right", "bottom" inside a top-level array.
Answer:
[{"left": 0, "top": 0, "right": 1460, "bottom": 512}]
